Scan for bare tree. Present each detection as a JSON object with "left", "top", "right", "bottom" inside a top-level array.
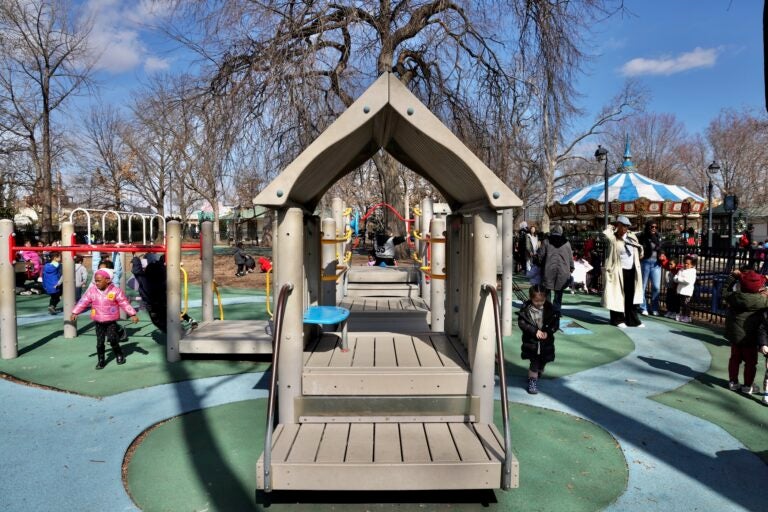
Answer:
[
  {"left": 706, "top": 108, "right": 768, "bottom": 207},
  {"left": 81, "top": 103, "right": 131, "bottom": 210},
  {"left": 0, "top": 0, "right": 95, "bottom": 240}
]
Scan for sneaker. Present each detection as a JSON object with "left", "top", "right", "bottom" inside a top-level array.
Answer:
[
  {"left": 763, "top": 394, "right": 768, "bottom": 405},
  {"left": 30, "top": 288, "right": 41, "bottom": 294},
  {"left": 636, "top": 323, "right": 646, "bottom": 328},
  {"left": 640, "top": 310, "right": 649, "bottom": 316},
  {"left": 728, "top": 381, "right": 740, "bottom": 391},
  {"left": 741, "top": 383, "right": 760, "bottom": 395},
  {"left": 665, "top": 312, "right": 676, "bottom": 319},
  {"left": 616, "top": 323, "right": 628, "bottom": 329},
  {"left": 527, "top": 378, "right": 539, "bottom": 395},
  {"left": 680, "top": 316, "right": 692, "bottom": 324},
  {"left": 651, "top": 311, "right": 660, "bottom": 317},
  {"left": 48, "top": 306, "right": 56, "bottom": 315},
  {"left": 19, "top": 290, "right": 33, "bottom": 296}
]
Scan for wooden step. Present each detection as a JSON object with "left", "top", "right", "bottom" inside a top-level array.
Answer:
[
  {"left": 179, "top": 320, "right": 273, "bottom": 354},
  {"left": 345, "top": 282, "right": 420, "bottom": 297},
  {"left": 294, "top": 395, "right": 480, "bottom": 423},
  {"left": 346, "top": 267, "right": 420, "bottom": 283},
  {"left": 256, "top": 422, "right": 518, "bottom": 490},
  {"left": 303, "top": 333, "right": 469, "bottom": 395}
]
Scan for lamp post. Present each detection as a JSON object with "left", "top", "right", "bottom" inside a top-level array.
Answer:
[
  {"left": 706, "top": 161, "right": 720, "bottom": 248},
  {"left": 595, "top": 145, "right": 609, "bottom": 229}
]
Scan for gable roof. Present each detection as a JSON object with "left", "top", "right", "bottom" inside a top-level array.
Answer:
[{"left": 253, "top": 73, "right": 521, "bottom": 212}]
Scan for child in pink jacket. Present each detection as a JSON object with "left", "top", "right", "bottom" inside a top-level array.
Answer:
[{"left": 70, "top": 268, "right": 138, "bottom": 370}]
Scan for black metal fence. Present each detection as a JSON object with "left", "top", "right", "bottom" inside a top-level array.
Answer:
[{"left": 524, "top": 236, "right": 768, "bottom": 324}]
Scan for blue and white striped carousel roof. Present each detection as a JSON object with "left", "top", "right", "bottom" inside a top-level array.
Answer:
[{"left": 559, "top": 171, "right": 705, "bottom": 204}]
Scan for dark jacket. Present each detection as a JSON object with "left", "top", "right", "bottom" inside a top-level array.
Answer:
[
  {"left": 537, "top": 235, "right": 574, "bottom": 291},
  {"left": 757, "top": 312, "right": 768, "bottom": 350},
  {"left": 637, "top": 228, "right": 663, "bottom": 262},
  {"left": 723, "top": 275, "right": 768, "bottom": 345},
  {"left": 233, "top": 246, "right": 247, "bottom": 265},
  {"left": 518, "top": 300, "right": 559, "bottom": 363}
]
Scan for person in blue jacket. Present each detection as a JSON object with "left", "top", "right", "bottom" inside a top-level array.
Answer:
[{"left": 42, "top": 252, "right": 63, "bottom": 314}]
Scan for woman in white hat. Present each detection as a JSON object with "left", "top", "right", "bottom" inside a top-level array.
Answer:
[{"left": 601, "top": 216, "right": 645, "bottom": 328}]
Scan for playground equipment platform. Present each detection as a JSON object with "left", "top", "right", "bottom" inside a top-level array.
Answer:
[{"left": 179, "top": 320, "right": 273, "bottom": 354}]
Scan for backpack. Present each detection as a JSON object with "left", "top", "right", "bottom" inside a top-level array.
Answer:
[{"left": 739, "top": 233, "right": 750, "bottom": 248}]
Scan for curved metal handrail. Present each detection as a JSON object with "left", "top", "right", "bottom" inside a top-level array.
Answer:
[
  {"left": 263, "top": 282, "right": 294, "bottom": 493},
  {"left": 481, "top": 283, "right": 513, "bottom": 490}
]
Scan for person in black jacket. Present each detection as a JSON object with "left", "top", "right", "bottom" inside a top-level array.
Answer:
[
  {"left": 518, "top": 284, "right": 560, "bottom": 395},
  {"left": 637, "top": 220, "right": 664, "bottom": 316},
  {"left": 233, "top": 242, "right": 248, "bottom": 276}
]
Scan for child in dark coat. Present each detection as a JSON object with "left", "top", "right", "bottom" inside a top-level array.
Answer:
[
  {"left": 518, "top": 284, "right": 560, "bottom": 394},
  {"left": 757, "top": 313, "right": 768, "bottom": 405}
]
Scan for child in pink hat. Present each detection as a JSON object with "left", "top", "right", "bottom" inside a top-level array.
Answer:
[{"left": 70, "top": 268, "right": 139, "bottom": 369}]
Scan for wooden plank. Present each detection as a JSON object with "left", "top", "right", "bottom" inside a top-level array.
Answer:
[
  {"left": 374, "top": 335, "right": 397, "bottom": 367},
  {"left": 271, "top": 423, "right": 300, "bottom": 463},
  {"left": 304, "top": 334, "right": 340, "bottom": 368},
  {"left": 315, "top": 423, "right": 350, "bottom": 463},
  {"left": 430, "top": 335, "right": 464, "bottom": 368},
  {"left": 424, "top": 423, "right": 460, "bottom": 462},
  {"left": 286, "top": 423, "right": 324, "bottom": 462},
  {"left": 411, "top": 334, "right": 443, "bottom": 367},
  {"left": 474, "top": 423, "right": 505, "bottom": 462},
  {"left": 345, "top": 423, "right": 373, "bottom": 463},
  {"left": 266, "top": 461, "right": 503, "bottom": 490},
  {"left": 302, "top": 369, "right": 470, "bottom": 395},
  {"left": 393, "top": 335, "right": 420, "bottom": 367},
  {"left": 399, "top": 423, "right": 430, "bottom": 463},
  {"left": 351, "top": 335, "right": 375, "bottom": 367},
  {"left": 449, "top": 423, "right": 490, "bottom": 462},
  {"left": 374, "top": 423, "right": 401, "bottom": 463},
  {"left": 303, "top": 337, "right": 320, "bottom": 365},
  {"left": 328, "top": 336, "right": 355, "bottom": 367}
]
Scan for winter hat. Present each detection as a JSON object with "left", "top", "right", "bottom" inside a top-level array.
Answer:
[
  {"left": 551, "top": 224, "right": 563, "bottom": 236},
  {"left": 739, "top": 271, "right": 765, "bottom": 294},
  {"left": 95, "top": 268, "right": 114, "bottom": 281}
]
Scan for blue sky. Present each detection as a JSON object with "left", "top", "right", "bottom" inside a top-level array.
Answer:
[
  {"left": 576, "top": 0, "right": 765, "bottom": 136},
  {"left": 83, "top": 1, "right": 765, "bottom": 138}
]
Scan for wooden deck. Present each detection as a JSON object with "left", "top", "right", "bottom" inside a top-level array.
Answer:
[
  {"left": 340, "top": 296, "right": 430, "bottom": 331},
  {"left": 178, "top": 320, "right": 273, "bottom": 354},
  {"left": 302, "top": 332, "right": 468, "bottom": 395},
  {"left": 256, "top": 421, "right": 515, "bottom": 490}
]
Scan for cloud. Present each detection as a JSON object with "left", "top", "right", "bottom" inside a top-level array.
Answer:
[
  {"left": 620, "top": 47, "right": 719, "bottom": 76},
  {"left": 144, "top": 56, "right": 170, "bottom": 73},
  {"left": 82, "top": 0, "right": 174, "bottom": 75}
]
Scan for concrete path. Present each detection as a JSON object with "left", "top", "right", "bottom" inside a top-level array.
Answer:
[{"left": 1, "top": 303, "right": 767, "bottom": 511}]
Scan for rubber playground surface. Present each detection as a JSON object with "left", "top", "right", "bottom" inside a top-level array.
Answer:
[{"left": 1, "top": 287, "right": 767, "bottom": 511}]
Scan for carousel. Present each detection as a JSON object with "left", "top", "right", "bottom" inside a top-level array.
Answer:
[{"left": 548, "top": 138, "right": 705, "bottom": 229}]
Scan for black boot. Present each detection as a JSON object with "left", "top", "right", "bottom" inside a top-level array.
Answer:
[
  {"left": 95, "top": 347, "right": 106, "bottom": 370},
  {"left": 111, "top": 342, "right": 126, "bottom": 365}
]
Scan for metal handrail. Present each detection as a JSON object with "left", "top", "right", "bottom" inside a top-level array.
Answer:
[
  {"left": 263, "top": 282, "right": 294, "bottom": 493},
  {"left": 481, "top": 283, "right": 513, "bottom": 490}
]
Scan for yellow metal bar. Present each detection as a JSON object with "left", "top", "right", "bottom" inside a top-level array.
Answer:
[
  {"left": 180, "top": 265, "right": 189, "bottom": 316},
  {"left": 265, "top": 269, "right": 273, "bottom": 318},
  {"left": 212, "top": 280, "right": 224, "bottom": 320}
]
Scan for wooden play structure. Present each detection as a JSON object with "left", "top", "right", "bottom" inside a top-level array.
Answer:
[{"left": 254, "top": 73, "right": 522, "bottom": 492}]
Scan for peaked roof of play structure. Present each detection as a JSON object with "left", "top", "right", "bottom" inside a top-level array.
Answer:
[
  {"left": 559, "top": 137, "right": 705, "bottom": 204},
  {"left": 252, "top": 73, "right": 521, "bottom": 212}
]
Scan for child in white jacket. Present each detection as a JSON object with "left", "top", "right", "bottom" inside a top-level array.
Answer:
[{"left": 673, "top": 255, "right": 697, "bottom": 323}]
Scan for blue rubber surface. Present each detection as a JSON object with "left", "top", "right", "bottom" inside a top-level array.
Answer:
[{"left": 1, "top": 302, "right": 767, "bottom": 511}]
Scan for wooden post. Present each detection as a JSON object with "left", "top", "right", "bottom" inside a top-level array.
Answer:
[
  {"left": 201, "top": 220, "right": 214, "bottom": 322},
  {"left": 445, "top": 214, "right": 461, "bottom": 336},
  {"left": 420, "top": 197, "right": 433, "bottom": 308},
  {"left": 321, "top": 218, "right": 337, "bottom": 306},
  {"left": 166, "top": 220, "right": 182, "bottom": 362},
  {"left": 430, "top": 218, "right": 446, "bottom": 332},
  {"left": 305, "top": 215, "right": 321, "bottom": 306},
  {"left": 277, "top": 207, "right": 304, "bottom": 424},
  {"left": 502, "top": 209, "right": 514, "bottom": 336},
  {"left": 61, "top": 222, "right": 77, "bottom": 339},
  {"left": 0, "top": 219, "right": 17, "bottom": 359},
  {"left": 471, "top": 209, "right": 497, "bottom": 423}
]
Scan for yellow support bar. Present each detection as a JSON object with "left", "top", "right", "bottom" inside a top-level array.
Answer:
[
  {"left": 265, "top": 269, "right": 273, "bottom": 318},
  {"left": 212, "top": 280, "right": 224, "bottom": 320},
  {"left": 180, "top": 264, "right": 189, "bottom": 317}
]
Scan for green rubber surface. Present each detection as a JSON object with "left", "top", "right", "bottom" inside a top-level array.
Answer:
[
  {"left": 651, "top": 322, "right": 768, "bottom": 464},
  {"left": 126, "top": 400, "right": 627, "bottom": 512}
]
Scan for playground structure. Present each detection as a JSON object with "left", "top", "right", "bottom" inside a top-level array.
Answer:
[
  {"left": 252, "top": 73, "right": 523, "bottom": 492},
  {"left": 0, "top": 211, "right": 276, "bottom": 360}
]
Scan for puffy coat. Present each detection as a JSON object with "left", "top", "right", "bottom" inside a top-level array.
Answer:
[
  {"left": 41, "top": 262, "right": 62, "bottom": 294},
  {"left": 72, "top": 283, "right": 137, "bottom": 322},
  {"left": 518, "top": 300, "right": 559, "bottom": 363},
  {"left": 537, "top": 235, "right": 574, "bottom": 291},
  {"left": 19, "top": 250, "right": 41, "bottom": 277},
  {"left": 601, "top": 226, "right": 643, "bottom": 312},
  {"left": 723, "top": 275, "right": 768, "bottom": 346}
]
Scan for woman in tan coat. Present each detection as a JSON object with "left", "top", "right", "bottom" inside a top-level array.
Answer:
[{"left": 602, "top": 216, "right": 645, "bottom": 328}]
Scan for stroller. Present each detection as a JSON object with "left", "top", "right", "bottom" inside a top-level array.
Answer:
[{"left": 131, "top": 256, "right": 197, "bottom": 332}]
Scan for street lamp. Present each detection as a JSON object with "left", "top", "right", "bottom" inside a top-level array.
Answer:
[
  {"left": 706, "top": 160, "right": 720, "bottom": 248},
  {"left": 595, "top": 145, "right": 610, "bottom": 229}
]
